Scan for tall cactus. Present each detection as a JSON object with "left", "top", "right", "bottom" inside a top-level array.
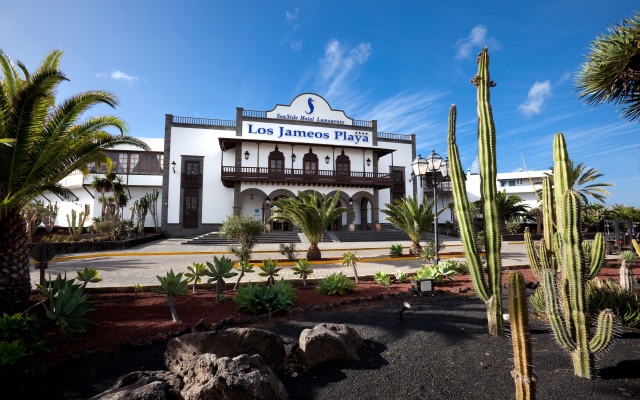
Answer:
[
  {"left": 448, "top": 47, "right": 503, "bottom": 336},
  {"left": 508, "top": 271, "right": 536, "bottom": 400},
  {"left": 527, "top": 132, "right": 613, "bottom": 379}
]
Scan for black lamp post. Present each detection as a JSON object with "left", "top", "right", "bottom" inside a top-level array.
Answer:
[{"left": 411, "top": 150, "right": 449, "bottom": 265}]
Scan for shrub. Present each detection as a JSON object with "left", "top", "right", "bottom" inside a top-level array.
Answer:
[
  {"left": 316, "top": 273, "right": 355, "bottom": 295},
  {"left": 220, "top": 213, "right": 265, "bottom": 262},
  {"left": 279, "top": 243, "right": 298, "bottom": 260},
  {"left": 259, "top": 259, "right": 282, "bottom": 287},
  {"left": 417, "top": 240, "right": 445, "bottom": 262},
  {"left": 394, "top": 269, "right": 409, "bottom": 283},
  {"left": 414, "top": 262, "right": 457, "bottom": 284},
  {"left": 374, "top": 270, "right": 391, "bottom": 286},
  {"left": 389, "top": 244, "right": 403, "bottom": 256},
  {"left": 233, "top": 279, "right": 297, "bottom": 314},
  {"left": 152, "top": 270, "right": 189, "bottom": 323},
  {"left": 292, "top": 259, "right": 313, "bottom": 287},
  {"left": 0, "top": 312, "right": 46, "bottom": 365},
  {"left": 454, "top": 261, "right": 469, "bottom": 275}
]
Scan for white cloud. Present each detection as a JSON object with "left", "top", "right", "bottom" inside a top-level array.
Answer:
[
  {"left": 290, "top": 39, "right": 302, "bottom": 51},
  {"left": 455, "top": 25, "right": 501, "bottom": 59},
  {"left": 96, "top": 70, "right": 140, "bottom": 84},
  {"left": 319, "top": 39, "right": 371, "bottom": 99},
  {"left": 286, "top": 8, "right": 299, "bottom": 23},
  {"left": 518, "top": 81, "right": 552, "bottom": 118}
]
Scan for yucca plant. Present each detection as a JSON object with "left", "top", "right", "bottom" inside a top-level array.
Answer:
[
  {"left": 341, "top": 250, "right": 360, "bottom": 284},
  {"left": 233, "top": 260, "right": 255, "bottom": 291},
  {"left": 292, "top": 259, "right": 314, "bottom": 287},
  {"left": 374, "top": 270, "right": 391, "bottom": 287},
  {"left": 205, "top": 256, "right": 238, "bottom": 303},
  {"left": 151, "top": 270, "right": 188, "bottom": 323},
  {"left": 259, "top": 259, "right": 282, "bottom": 288},
  {"left": 185, "top": 262, "right": 207, "bottom": 293},
  {"left": 75, "top": 268, "right": 102, "bottom": 293}
]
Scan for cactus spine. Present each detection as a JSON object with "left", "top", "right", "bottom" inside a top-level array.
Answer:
[
  {"left": 527, "top": 132, "right": 613, "bottom": 379},
  {"left": 66, "top": 209, "right": 86, "bottom": 241},
  {"left": 448, "top": 47, "right": 503, "bottom": 336},
  {"left": 508, "top": 271, "right": 536, "bottom": 400}
]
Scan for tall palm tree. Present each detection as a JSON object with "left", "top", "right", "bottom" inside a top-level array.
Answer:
[
  {"left": 382, "top": 195, "right": 437, "bottom": 254},
  {"left": 548, "top": 161, "right": 613, "bottom": 204},
  {"left": 576, "top": 12, "right": 640, "bottom": 122},
  {"left": 0, "top": 49, "right": 148, "bottom": 312},
  {"left": 270, "top": 190, "right": 346, "bottom": 260}
]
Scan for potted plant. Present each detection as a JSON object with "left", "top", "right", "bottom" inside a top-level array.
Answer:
[{"left": 347, "top": 210, "right": 356, "bottom": 232}]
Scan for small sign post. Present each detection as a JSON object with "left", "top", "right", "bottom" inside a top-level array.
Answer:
[{"left": 31, "top": 242, "right": 56, "bottom": 287}]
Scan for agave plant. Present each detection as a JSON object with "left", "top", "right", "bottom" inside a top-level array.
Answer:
[
  {"left": 37, "top": 274, "right": 95, "bottom": 335},
  {"left": 341, "top": 250, "right": 360, "bottom": 284},
  {"left": 374, "top": 270, "right": 391, "bottom": 287},
  {"left": 151, "top": 270, "right": 189, "bottom": 323},
  {"left": 292, "top": 259, "right": 314, "bottom": 287},
  {"left": 233, "top": 260, "right": 255, "bottom": 291},
  {"left": 185, "top": 262, "right": 207, "bottom": 293},
  {"left": 389, "top": 244, "right": 403, "bottom": 257},
  {"left": 205, "top": 256, "right": 238, "bottom": 303},
  {"left": 75, "top": 268, "right": 102, "bottom": 293},
  {"left": 259, "top": 259, "right": 282, "bottom": 287},
  {"left": 394, "top": 269, "right": 409, "bottom": 283}
]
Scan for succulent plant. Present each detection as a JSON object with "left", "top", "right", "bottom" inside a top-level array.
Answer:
[
  {"left": 508, "top": 271, "right": 536, "bottom": 400},
  {"left": 205, "top": 256, "right": 238, "bottom": 303},
  {"left": 292, "top": 259, "right": 313, "bottom": 287}
]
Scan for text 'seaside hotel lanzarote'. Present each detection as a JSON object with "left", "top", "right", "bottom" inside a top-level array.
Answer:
[{"left": 161, "top": 93, "right": 419, "bottom": 237}]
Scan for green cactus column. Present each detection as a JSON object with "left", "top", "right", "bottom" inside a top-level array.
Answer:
[
  {"left": 509, "top": 271, "right": 536, "bottom": 400},
  {"left": 448, "top": 47, "right": 503, "bottom": 336}
]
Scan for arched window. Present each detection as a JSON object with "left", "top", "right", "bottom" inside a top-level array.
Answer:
[
  {"left": 268, "top": 146, "right": 285, "bottom": 174},
  {"left": 303, "top": 148, "right": 318, "bottom": 176},
  {"left": 336, "top": 149, "right": 350, "bottom": 178}
]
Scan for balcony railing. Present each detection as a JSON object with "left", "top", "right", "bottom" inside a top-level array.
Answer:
[
  {"left": 172, "top": 116, "right": 236, "bottom": 127},
  {"left": 221, "top": 166, "right": 392, "bottom": 188},
  {"left": 181, "top": 173, "right": 203, "bottom": 188}
]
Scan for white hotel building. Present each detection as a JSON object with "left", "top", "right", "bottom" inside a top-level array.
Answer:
[{"left": 46, "top": 93, "right": 545, "bottom": 236}]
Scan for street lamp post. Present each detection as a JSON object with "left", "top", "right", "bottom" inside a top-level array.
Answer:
[{"left": 412, "top": 150, "right": 449, "bottom": 265}]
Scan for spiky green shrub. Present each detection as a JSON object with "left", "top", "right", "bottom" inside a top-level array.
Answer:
[
  {"left": 455, "top": 261, "right": 469, "bottom": 275},
  {"left": 588, "top": 279, "right": 640, "bottom": 328},
  {"left": 341, "top": 250, "right": 360, "bottom": 283},
  {"left": 233, "top": 279, "right": 296, "bottom": 314},
  {"left": 374, "top": 270, "right": 391, "bottom": 287},
  {"left": 292, "top": 259, "right": 313, "bottom": 287},
  {"left": 447, "top": 47, "right": 503, "bottom": 336},
  {"left": 415, "top": 263, "right": 456, "bottom": 284},
  {"left": 185, "top": 262, "right": 207, "bottom": 293},
  {"left": 37, "top": 274, "right": 95, "bottom": 335},
  {"left": 205, "top": 256, "right": 238, "bottom": 303},
  {"left": 76, "top": 268, "right": 102, "bottom": 293},
  {"left": 389, "top": 244, "right": 403, "bottom": 256},
  {"left": 394, "top": 269, "right": 409, "bottom": 283},
  {"left": 152, "top": 270, "right": 189, "bottom": 323},
  {"left": 233, "top": 260, "right": 255, "bottom": 291},
  {"left": 259, "top": 258, "right": 282, "bottom": 287},
  {"left": 0, "top": 312, "right": 47, "bottom": 365},
  {"left": 316, "top": 273, "right": 355, "bottom": 295}
]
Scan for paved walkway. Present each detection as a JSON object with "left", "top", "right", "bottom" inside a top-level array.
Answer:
[{"left": 29, "top": 236, "right": 538, "bottom": 290}]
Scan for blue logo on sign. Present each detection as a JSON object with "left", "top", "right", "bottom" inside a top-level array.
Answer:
[{"left": 306, "top": 98, "right": 315, "bottom": 114}]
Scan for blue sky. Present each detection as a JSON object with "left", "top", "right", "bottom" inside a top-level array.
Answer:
[{"left": 2, "top": 1, "right": 639, "bottom": 206}]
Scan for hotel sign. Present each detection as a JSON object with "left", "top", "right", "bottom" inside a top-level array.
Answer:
[
  {"left": 265, "top": 93, "right": 354, "bottom": 126},
  {"left": 242, "top": 121, "right": 371, "bottom": 146}
]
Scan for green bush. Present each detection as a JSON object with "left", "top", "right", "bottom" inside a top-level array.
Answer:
[
  {"left": 316, "top": 273, "right": 355, "bottom": 295},
  {"left": 279, "top": 243, "right": 298, "bottom": 260},
  {"left": 530, "top": 279, "right": 640, "bottom": 328},
  {"left": 414, "top": 262, "right": 457, "bottom": 284},
  {"left": 389, "top": 244, "right": 403, "bottom": 256},
  {"left": 220, "top": 213, "right": 265, "bottom": 262},
  {"left": 0, "top": 312, "right": 47, "bottom": 365},
  {"left": 374, "top": 270, "right": 391, "bottom": 286},
  {"left": 233, "top": 279, "right": 297, "bottom": 314}
]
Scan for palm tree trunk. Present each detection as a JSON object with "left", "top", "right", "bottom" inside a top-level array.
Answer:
[
  {"left": 0, "top": 213, "right": 33, "bottom": 313},
  {"left": 307, "top": 244, "right": 322, "bottom": 260}
]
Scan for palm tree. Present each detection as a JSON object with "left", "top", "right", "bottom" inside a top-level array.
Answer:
[
  {"left": 475, "top": 190, "right": 530, "bottom": 234},
  {"left": 0, "top": 49, "right": 148, "bottom": 313},
  {"left": 269, "top": 190, "right": 346, "bottom": 260},
  {"left": 382, "top": 195, "right": 437, "bottom": 254},
  {"left": 548, "top": 161, "right": 613, "bottom": 204},
  {"left": 576, "top": 12, "right": 640, "bottom": 122}
]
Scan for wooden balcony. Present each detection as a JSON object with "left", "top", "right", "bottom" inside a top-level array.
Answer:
[{"left": 221, "top": 166, "right": 392, "bottom": 189}]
